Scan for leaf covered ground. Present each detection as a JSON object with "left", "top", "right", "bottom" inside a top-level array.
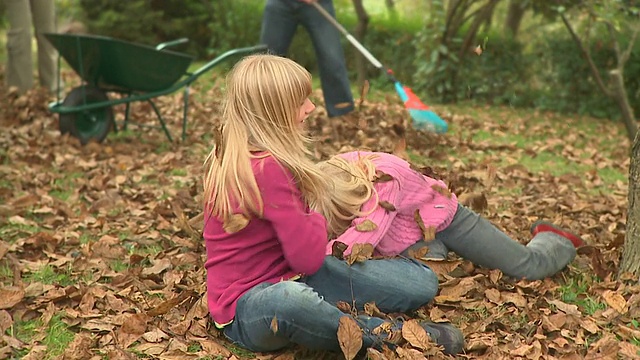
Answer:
[{"left": 0, "top": 79, "right": 639, "bottom": 360}]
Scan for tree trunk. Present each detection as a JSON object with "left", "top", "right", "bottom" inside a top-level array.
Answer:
[
  {"left": 385, "top": 0, "right": 398, "bottom": 19},
  {"left": 610, "top": 69, "right": 638, "bottom": 140},
  {"left": 351, "top": 0, "right": 369, "bottom": 88},
  {"left": 621, "top": 130, "right": 640, "bottom": 278},
  {"left": 385, "top": 0, "right": 395, "bottom": 11},
  {"left": 504, "top": 0, "right": 527, "bottom": 37}
]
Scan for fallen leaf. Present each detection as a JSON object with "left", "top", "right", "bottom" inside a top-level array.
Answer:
[
  {"left": 401, "top": 319, "right": 432, "bottom": 350},
  {"left": 223, "top": 214, "right": 249, "bottom": 234},
  {"left": 337, "top": 316, "right": 363, "bottom": 360},
  {"left": 0, "top": 286, "right": 24, "bottom": 309},
  {"left": 355, "top": 219, "right": 378, "bottom": 232},
  {"left": 346, "top": 243, "right": 374, "bottom": 265},
  {"left": 379, "top": 201, "right": 396, "bottom": 212},
  {"left": 602, "top": 289, "right": 627, "bottom": 314}
]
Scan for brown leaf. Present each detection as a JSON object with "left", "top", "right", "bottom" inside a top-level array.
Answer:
[
  {"left": 401, "top": 319, "right": 432, "bottom": 351},
  {"left": 335, "top": 102, "right": 353, "bottom": 109},
  {"left": 364, "top": 302, "right": 385, "bottom": 318},
  {"left": 395, "top": 347, "right": 428, "bottom": 359},
  {"left": 0, "top": 240, "right": 9, "bottom": 261},
  {"left": 458, "top": 192, "right": 488, "bottom": 213},
  {"left": 0, "top": 286, "right": 24, "bottom": 309},
  {"left": 547, "top": 299, "right": 582, "bottom": 315},
  {"left": 0, "top": 310, "right": 13, "bottom": 334},
  {"left": 374, "top": 172, "right": 394, "bottom": 183},
  {"left": 602, "top": 290, "right": 627, "bottom": 314},
  {"left": 474, "top": 45, "right": 483, "bottom": 55},
  {"left": 337, "top": 316, "right": 363, "bottom": 360},
  {"left": 223, "top": 214, "right": 249, "bottom": 234},
  {"left": 199, "top": 340, "right": 232, "bottom": 357},
  {"left": 366, "top": 348, "right": 387, "bottom": 360},
  {"left": 270, "top": 315, "right": 278, "bottom": 334},
  {"left": 146, "top": 290, "right": 195, "bottom": 317},
  {"left": 59, "top": 332, "right": 95, "bottom": 360},
  {"left": 378, "top": 201, "right": 396, "bottom": 212},
  {"left": 413, "top": 209, "right": 436, "bottom": 241},
  {"left": 430, "top": 184, "right": 452, "bottom": 199},
  {"left": 355, "top": 219, "right": 378, "bottom": 232},
  {"left": 116, "top": 313, "right": 148, "bottom": 348},
  {"left": 336, "top": 301, "right": 352, "bottom": 313},
  {"left": 407, "top": 244, "right": 429, "bottom": 260},
  {"left": 332, "top": 241, "right": 348, "bottom": 259},
  {"left": 420, "top": 259, "right": 463, "bottom": 277},
  {"left": 346, "top": 243, "right": 375, "bottom": 265},
  {"left": 357, "top": 80, "right": 370, "bottom": 110}
]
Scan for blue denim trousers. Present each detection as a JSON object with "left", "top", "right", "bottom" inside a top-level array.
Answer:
[
  {"left": 223, "top": 256, "right": 438, "bottom": 352},
  {"left": 260, "top": 0, "right": 354, "bottom": 117},
  {"left": 402, "top": 205, "right": 577, "bottom": 280}
]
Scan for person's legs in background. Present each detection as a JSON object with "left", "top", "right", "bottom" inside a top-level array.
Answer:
[
  {"left": 299, "top": 0, "right": 354, "bottom": 117},
  {"left": 260, "top": 0, "right": 299, "bottom": 56},
  {"left": 30, "top": 0, "right": 58, "bottom": 93},
  {"left": 6, "top": 0, "right": 34, "bottom": 93}
]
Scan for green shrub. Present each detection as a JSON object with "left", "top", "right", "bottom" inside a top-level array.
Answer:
[{"left": 533, "top": 30, "right": 640, "bottom": 119}]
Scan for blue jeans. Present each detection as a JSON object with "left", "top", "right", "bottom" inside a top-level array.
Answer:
[
  {"left": 260, "top": 0, "right": 354, "bottom": 117},
  {"left": 402, "top": 205, "right": 577, "bottom": 280},
  {"left": 223, "top": 256, "right": 438, "bottom": 352}
]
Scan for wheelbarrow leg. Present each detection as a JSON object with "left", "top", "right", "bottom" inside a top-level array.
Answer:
[
  {"left": 122, "top": 101, "right": 132, "bottom": 132},
  {"left": 147, "top": 99, "right": 173, "bottom": 142},
  {"left": 182, "top": 85, "right": 190, "bottom": 142}
]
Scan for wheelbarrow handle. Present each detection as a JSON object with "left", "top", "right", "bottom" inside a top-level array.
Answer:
[{"left": 156, "top": 38, "right": 189, "bottom": 51}]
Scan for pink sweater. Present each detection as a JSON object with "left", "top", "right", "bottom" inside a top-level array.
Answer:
[
  {"left": 204, "top": 155, "right": 327, "bottom": 326},
  {"left": 326, "top": 151, "right": 459, "bottom": 257}
]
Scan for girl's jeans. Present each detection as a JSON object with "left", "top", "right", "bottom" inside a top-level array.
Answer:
[
  {"left": 260, "top": 0, "right": 354, "bottom": 117},
  {"left": 402, "top": 204, "right": 577, "bottom": 280},
  {"left": 223, "top": 256, "right": 438, "bottom": 352}
]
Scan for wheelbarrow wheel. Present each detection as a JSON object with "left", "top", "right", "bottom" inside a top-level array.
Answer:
[{"left": 59, "top": 86, "right": 114, "bottom": 145}]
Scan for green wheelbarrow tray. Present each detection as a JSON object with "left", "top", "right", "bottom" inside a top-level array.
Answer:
[{"left": 45, "top": 33, "right": 267, "bottom": 144}]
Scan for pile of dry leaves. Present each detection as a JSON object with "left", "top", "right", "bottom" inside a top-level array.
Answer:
[{"left": 0, "top": 81, "right": 638, "bottom": 360}]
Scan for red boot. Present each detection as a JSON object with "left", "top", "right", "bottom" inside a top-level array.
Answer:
[{"left": 531, "top": 220, "right": 585, "bottom": 248}]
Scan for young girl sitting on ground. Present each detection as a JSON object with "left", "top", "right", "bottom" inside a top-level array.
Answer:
[
  {"left": 311, "top": 151, "right": 582, "bottom": 280},
  {"left": 202, "top": 55, "right": 464, "bottom": 355}
]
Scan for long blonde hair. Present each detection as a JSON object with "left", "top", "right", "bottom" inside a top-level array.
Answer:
[
  {"left": 310, "top": 155, "right": 378, "bottom": 238},
  {"left": 203, "top": 54, "right": 331, "bottom": 223}
]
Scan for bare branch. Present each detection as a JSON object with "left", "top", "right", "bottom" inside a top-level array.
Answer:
[
  {"left": 621, "top": 25, "right": 640, "bottom": 66},
  {"left": 560, "top": 12, "right": 614, "bottom": 97}
]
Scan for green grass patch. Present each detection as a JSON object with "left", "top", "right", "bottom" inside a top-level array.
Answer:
[
  {"left": 0, "top": 262, "right": 13, "bottom": 285},
  {"left": 187, "top": 342, "right": 202, "bottom": 353},
  {"left": 109, "top": 260, "right": 129, "bottom": 273},
  {"left": 24, "top": 264, "right": 75, "bottom": 286},
  {"left": 8, "top": 317, "right": 42, "bottom": 344},
  {"left": 227, "top": 344, "right": 256, "bottom": 359},
  {"left": 170, "top": 168, "right": 188, "bottom": 177},
  {"left": 558, "top": 276, "right": 606, "bottom": 316},
  {"left": 0, "top": 222, "right": 43, "bottom": 243},
  {"left": 79, "top": 233, "right": 94, "bottom": 244},
  {"left": 43, "top": 314, "right": 76, "bottom": 359}
]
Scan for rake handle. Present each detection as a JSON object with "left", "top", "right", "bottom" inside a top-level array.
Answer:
[{"left": 310, "top": 2, "right": 389, "bottom": 75}]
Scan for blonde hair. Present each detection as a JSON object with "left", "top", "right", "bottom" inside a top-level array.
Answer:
[
  {"left": 310, "top": 155, "right": 378, "bottom": 238},
  {"left": 203, "top": 54, "right": 331, "bottom": 223}
]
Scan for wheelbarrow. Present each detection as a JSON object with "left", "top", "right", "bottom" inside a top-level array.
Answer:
[{"left": 44, "top": 33, "right": 267, "bottom": 144}]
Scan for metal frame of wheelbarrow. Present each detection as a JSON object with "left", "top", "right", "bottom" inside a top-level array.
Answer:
[{"left": 45, "top": 33, "right": 266, "bottom": 144}]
